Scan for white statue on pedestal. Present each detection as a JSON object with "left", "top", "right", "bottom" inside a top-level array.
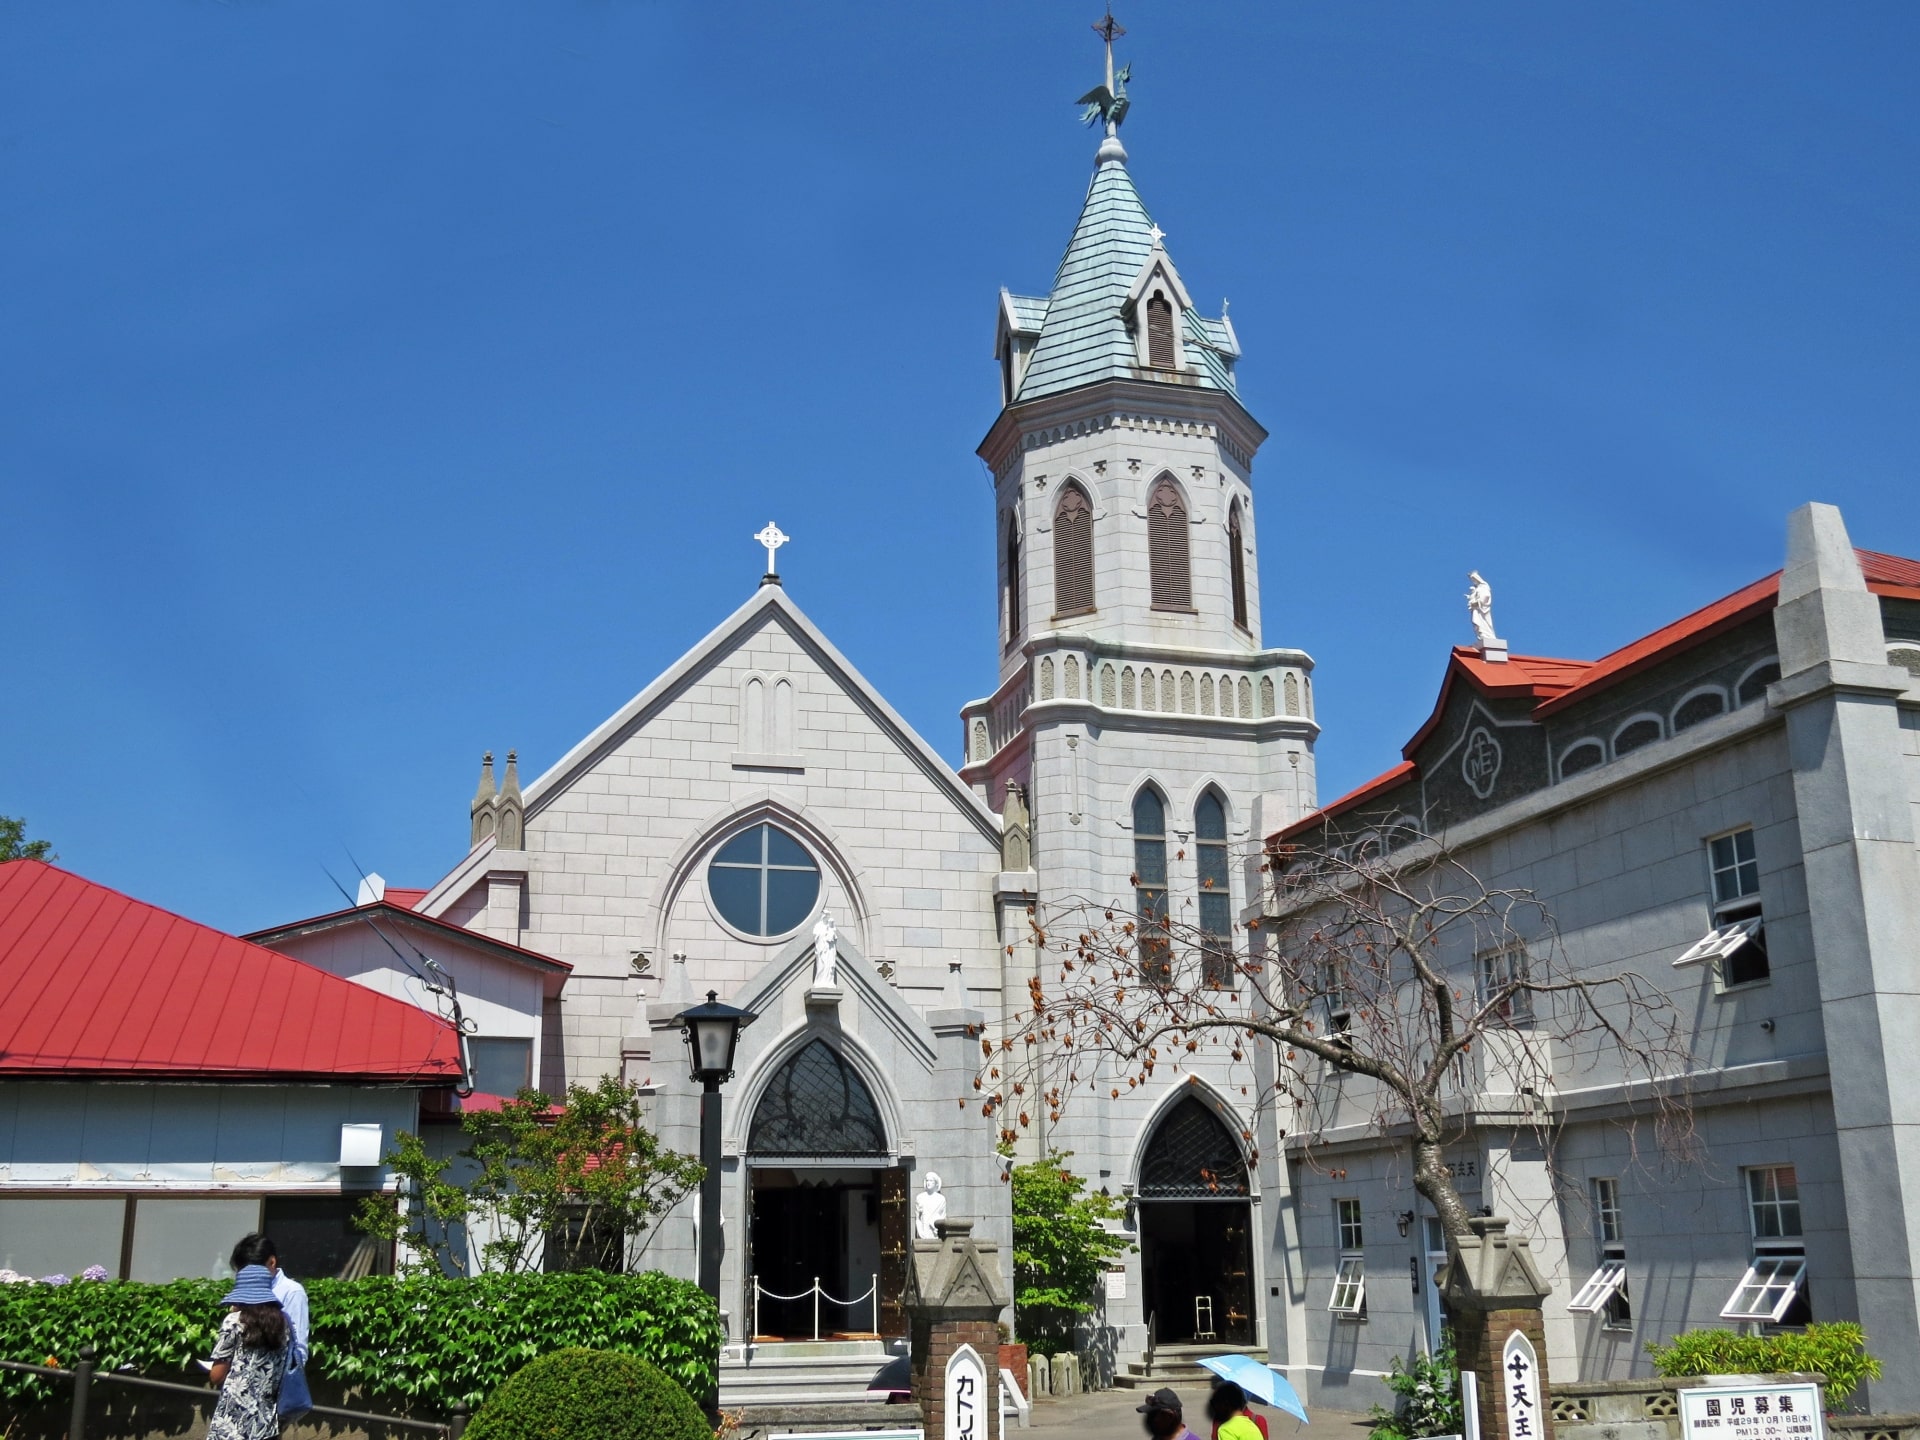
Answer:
[
  {"left": 1466, "top": 571, "right": 1498, "bottom": 647},
  {"left": 914, "top": 1172, "right": 947, "bottom": 1239},
  {"left": 811, "top": 911, "right": 839, "bottom": 989}
]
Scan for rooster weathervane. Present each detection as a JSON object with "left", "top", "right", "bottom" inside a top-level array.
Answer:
[{"left": 1077, "top": 8, "right": 1131, "bottom": 130}]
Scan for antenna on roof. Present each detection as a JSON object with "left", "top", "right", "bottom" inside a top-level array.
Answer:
[{"left": 323, "top": 859, "right": 476, "bottom": 1095}]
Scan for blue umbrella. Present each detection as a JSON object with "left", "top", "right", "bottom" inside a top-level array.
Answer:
[{"left": 1197, "top": 1355, "right": 1310, "bottom": 1425}]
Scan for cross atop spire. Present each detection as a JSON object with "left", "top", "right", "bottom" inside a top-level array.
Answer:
[
  {"left": 1093, "top": 7, "right": 1126, "bottom": 92},
  {"left": 1077, "top": 8, "right": 1131, "bottom": 145}
]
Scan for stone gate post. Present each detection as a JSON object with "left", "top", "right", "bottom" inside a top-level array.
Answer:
[
  {"left": 1440, "top": 1216, "right": 1555, "bottom": 1440},
  {"left": 907, "top": 1217, "right": 1012, "bottom": 1440}
]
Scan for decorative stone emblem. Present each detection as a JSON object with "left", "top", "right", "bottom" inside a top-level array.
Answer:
[{"left": 1462, "top": 726, "right": 1502, "bottom": 800}]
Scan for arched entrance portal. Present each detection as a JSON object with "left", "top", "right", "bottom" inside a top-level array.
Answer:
[
  {"left": 745, "top": 1039, "right": 907, "bottom": 1339},
  {"left": 1136, "top": 1096, "right": 1255, "bottom": 1345}
]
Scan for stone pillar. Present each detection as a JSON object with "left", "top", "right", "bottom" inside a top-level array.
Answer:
[
  {"left": 908, "top": 1218, "right": 1012, "bottom": 1440},
  {"left": 1770, "top": 503, "right": 1920, "bottom": 1411},
  {"left": 1440, "top": 1216, "right": 1554, "bottom": 1440}
]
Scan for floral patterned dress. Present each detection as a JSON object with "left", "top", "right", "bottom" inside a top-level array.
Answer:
[{"left": 207, "top": 1310, "right": 289, "bottom": 1440}]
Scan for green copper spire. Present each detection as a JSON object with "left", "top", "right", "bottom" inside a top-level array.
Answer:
[{"left": 1000, "top": 14, "right": 1240, "bottom": 406}]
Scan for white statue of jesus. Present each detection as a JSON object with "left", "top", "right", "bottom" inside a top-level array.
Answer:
[
  {"left": 914, "top": 1172, "right": 947, "bottom": 1239},
  {"left": 811, "top": 911, "right": 839, "bottom": 988},
  {"left": 1466, "top": 570, "right": 1498, "bottom": 647}
]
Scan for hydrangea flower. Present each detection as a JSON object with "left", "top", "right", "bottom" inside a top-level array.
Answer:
[
  {"left": 81, "top": 1265, "right": 110, "bottom": 1282},
  {"left": 0, "top": 1269, "right": 28, "bottom": 1284},
  {"left": 38, "top": 1274, "right": 71, "bottom": 1287}
]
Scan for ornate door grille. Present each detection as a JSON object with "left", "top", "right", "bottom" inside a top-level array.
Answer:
[
  {"left": 1138, "top": 1096, "right": 1249, "bottom": 1198},
  {"left": 748, "top": 1039, "right": 887, "bottom": 1157}
]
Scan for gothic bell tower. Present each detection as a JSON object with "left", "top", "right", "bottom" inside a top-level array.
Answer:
[{"left": 959, "top": 18, "right": 1321, "bottom": 1161}]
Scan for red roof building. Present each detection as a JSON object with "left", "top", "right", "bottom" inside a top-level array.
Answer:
[
  {"left": 1279, "top": 546, "right": 1920, "bottom": 842},
  {"left": 0, "top": 860, "right": 462, "bottom": 1082}
]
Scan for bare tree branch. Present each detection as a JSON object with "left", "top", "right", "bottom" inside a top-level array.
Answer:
[{"left": 975, "top": 825, "right": 1699, "bottom": 1238}]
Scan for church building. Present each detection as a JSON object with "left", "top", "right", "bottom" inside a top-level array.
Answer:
[{"left": 387, "top": 26, "right": 1311, "bottom": 1401}]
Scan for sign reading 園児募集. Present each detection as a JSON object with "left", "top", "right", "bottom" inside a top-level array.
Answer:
[{"left": 1680, "top": 1384, "right": 1824, "bottom": 1440}]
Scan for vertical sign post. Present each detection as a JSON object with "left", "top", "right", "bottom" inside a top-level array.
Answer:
[
  {"left": 1502, "top": 1330, "right": 1541, "bottom": 1440},
  {"left": 947, "top": 1343, "right": 988, "bottom": 1440}
]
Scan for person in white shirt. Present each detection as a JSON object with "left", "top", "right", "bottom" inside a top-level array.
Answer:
[{"left": 229, "top": 1235, "right": 308, "bottom": 1370}]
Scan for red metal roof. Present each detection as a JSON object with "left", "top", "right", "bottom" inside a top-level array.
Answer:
[
  {"left": 1276, "top": 546, "right": 1920, "bottom": 843},
  {"left": 383, "top": 888, "right": 429, "bottom": 911},
  {"left": 0, "top": 861, "right": 463, "bottom": 1082}
]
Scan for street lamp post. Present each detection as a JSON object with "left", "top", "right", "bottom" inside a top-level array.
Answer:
[{"left": 673, "top": 990, "right": 756, "bottom": 1307}]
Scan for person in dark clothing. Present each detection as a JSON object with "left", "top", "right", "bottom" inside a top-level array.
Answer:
[{"left": 1137, "top": 1386, "right": 1201, "bottom": 1440}]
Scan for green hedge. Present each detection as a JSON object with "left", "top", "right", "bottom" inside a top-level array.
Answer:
[
  {"left": 1646, "top": 1323, "right": 1882, "bottom": 1412},
  {"left": 0, "top": 1270, "right": 719, "bottom": 1414}
]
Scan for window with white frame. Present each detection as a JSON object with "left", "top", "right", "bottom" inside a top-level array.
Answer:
[
  {"left": 1338, "top": 1198, "right": 1364, "bottom": 1252},
  {"left": 1329, "top": 1199, "right": 1366, "bottom": 1317},
  {"left": 1478, "top": 943, "right": 1534, "bottom": 1025},
  {"left": 1722, "top": 1166, "right": 1809, "bottom": 1326},
  {"left": 1569, "top": 1177, "right": 1631, "bottom": 1328},
  {"left": 1322, "top": 962, "right": 1353, "bottom": 1054},
  {"left": 1674, "top": 828, "right": 1768, "bottom": 985}
]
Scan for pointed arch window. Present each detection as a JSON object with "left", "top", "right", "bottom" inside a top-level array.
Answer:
[
  {"left": 1053, "top": 484, "right": 1095, "bottom": 616},
  {"left": 1139, "top": 1096, "right": 1249, "bottom": 1198},
  {"left": 1148, "top": 478, "right": 1192, "bottom": 612},
  {"left": 748, "top": 1039, "right": 887, "bottom": 1157},
  {"left": 1133, "top": 788, "right": 1171, "bottom": 984},
  {"left": 1196, "top": 791, "right": 1233, "bottom": 989},
  {"left": 1228, "top": 502, "right": 1249, "bottom": 631},
  {"left": 1003, "top": 511, "right": 1022, "bottom": 645},
  {"left": 1146, "top": 294, "right": 1176, "bottom": 370}
]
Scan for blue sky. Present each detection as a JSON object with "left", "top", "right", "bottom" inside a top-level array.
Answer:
[{"left": 4, "top": 3, "right": 1917, "bottom": 933}]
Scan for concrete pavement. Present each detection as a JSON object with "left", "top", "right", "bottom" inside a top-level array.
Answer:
[{"left": 1023, "top": 1387, "right": 1374, "bottom": 1440}]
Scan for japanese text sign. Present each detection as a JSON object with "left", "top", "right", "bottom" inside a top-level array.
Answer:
[
  {"left": 1502, "top": 1329, "right": 1541, "bottom": 1440},
  {"left": 1680, "top": 1383, "right": 1824, "bottom": 1440},
  {"left": 946, "top": 1343, "right": 987, "bottom": 1440}
]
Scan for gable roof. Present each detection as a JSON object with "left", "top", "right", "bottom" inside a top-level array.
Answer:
[
  {"left": 0, "top": 861, "right": 463, "bottom": 1082},
  {"left": 461, "top": 583, "right": 1000, "bottom": 855},
  {"left": 245, "top": 901, "right": 573, "bottom": 999},
  {"left": 1278, "top": 546, "right": 1920, "bottom": 841},
  {"left": 1011, "top": 151, "right": 1237, "bottom": 403}
]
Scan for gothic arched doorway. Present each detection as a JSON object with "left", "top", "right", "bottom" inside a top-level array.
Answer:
[
  {"left": 745, "top": 1039, "right": 906, "bottom": 1339},
  {"left": 1136, "top": 1096, "right": 1256, "bottom": 1345}
]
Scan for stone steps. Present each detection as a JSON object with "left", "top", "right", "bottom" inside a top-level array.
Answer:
[
  {"left": 1113, "top": 1345, "right": 1267, "bottom": 1391},
  {"left": 718, "top": 1339, "right": 903, "bottom": 1409}
]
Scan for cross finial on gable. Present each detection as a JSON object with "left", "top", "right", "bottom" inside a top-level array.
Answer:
[
  {"left": 1148, "top": 223, "right": 1166, "bottom": 249},
  {"left": 755, "top": 521, "right": 790, "bottom": 586}
]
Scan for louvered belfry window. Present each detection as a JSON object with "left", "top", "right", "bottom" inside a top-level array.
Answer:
[
  {"left": 1147, "top": 478, "right": 1192, "bottom": 611},
  {"left": 1228, "top": 503, "right": 1249, "bottom": 630},
  {"left": 1053, "top": 484, "right": 1095, "bottom": 616},
  {"left": 1146, "top": 294, "right": 1176, "bottom": 369}
]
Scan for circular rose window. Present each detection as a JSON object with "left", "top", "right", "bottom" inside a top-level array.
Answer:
[{"left": 707, "top": 823, "right": 821, "bottom": 937}]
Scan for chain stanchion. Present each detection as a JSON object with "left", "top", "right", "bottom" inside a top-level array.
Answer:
[{"left": 750, "top": 1275, "right": 883, "bottom": 1340}]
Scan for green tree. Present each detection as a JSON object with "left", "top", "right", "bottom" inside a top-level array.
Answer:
[
  {"left": 0, "top": 816, "right": 54, "bottom": 862},
  {"left": 357, "top": 1075, "right": 705, "bottom": 1276},
  {"left": 1009, "top": 1151, "right": 1132, "bottom": 1356}
]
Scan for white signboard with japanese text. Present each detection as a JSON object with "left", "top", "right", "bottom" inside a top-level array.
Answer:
[
  {"left": 1105, "top": 1268, "right": 1127, "bottom": 1301},
  {"left": 1502, "top": 1329, "right": 1542, "bottom": 1440},
  {"left": 945, "top": 1342, "right": 988, "bottom": 1440},
  {"left": 1680, "top": 1383, "right": 1824, "bottom": 1440}
]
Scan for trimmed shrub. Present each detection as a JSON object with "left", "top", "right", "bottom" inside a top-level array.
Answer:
[
  {"left": 464, "top": 1348, "right": 707, "bottom": 1440},
  {"left": 0, "top": 1270, "right": 719, "bottom": 1413},
  {"left": 1646, "top": 1323, "right": 1882, "bottom": 1412}
]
